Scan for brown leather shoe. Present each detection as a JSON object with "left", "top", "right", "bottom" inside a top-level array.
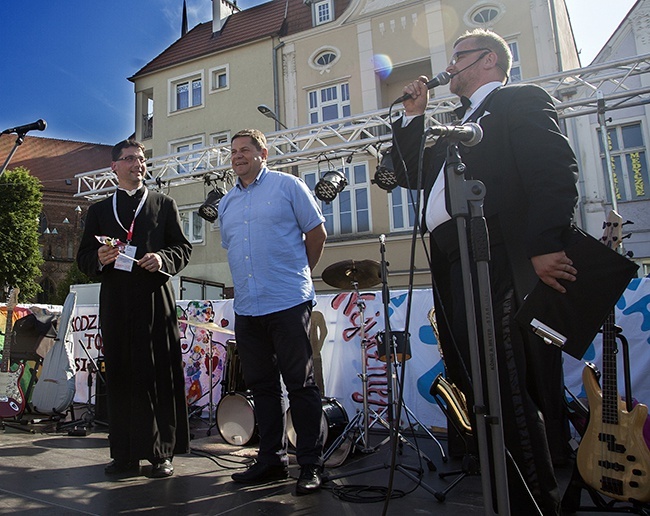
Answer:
[
  {"left": 231, "top": 462, "right": 289, "bottom": 484},
  {"left": 296, "top": 464, "right": 322, "bottom": 494},
  {"left": 104, "top": 459, "right": 139, "bottom": 475}
]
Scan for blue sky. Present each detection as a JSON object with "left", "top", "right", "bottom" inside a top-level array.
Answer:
[{"left": 0, "top": 0, "right": 636, "bottom": 145}]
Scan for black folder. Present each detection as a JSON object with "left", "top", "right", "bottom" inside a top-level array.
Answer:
[{"left": 515, "top": 226, "right": 638, "bottom": 360}]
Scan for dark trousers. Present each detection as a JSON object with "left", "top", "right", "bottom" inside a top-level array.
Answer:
[
  {"left": 438, "top": 243, "right": 561, "bottom": 516},
  {"left": 235, "top": 301, "right": 323, "bottom": 466}
]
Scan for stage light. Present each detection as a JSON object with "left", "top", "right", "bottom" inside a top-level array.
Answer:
[
  {"left": 314, "top": 170, "right": 348, "bottom": 204},
  {"left": 198, "top": 186, "right": 227, "bottom": 222},
  {"left": 372, "top": 149, "right": 398, "bottom": 192}
]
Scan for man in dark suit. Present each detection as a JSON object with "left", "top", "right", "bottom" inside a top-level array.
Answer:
[
  {"left": 77, "top": 139, "right": 192, "bottom": 479},
  {"left": 392, "top": 29, "right": 578, "bottom": 515}
]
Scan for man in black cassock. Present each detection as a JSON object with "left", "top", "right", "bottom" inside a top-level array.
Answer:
[{"left": 77, "top": 139, "right": 192, "bottom": 478}]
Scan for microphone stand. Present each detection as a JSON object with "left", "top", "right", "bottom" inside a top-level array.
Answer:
[
  {"left": 0, "top": 132, "right": 26, "bottom": 178},
  {"left": 443, "top": 140, "right": 510, "bottom": 515}
]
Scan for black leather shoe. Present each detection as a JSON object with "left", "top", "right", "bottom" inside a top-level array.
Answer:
[
  {"left": 231, "top": 462, "right": 289, "bottom": 484},
  {"left": 296, "top": 464, "right": 322, "bottom": 494},
  {"left": 104, "top": 459, "right": 138, "bottom": 475},
  {"left": 151, "top": 458, "right": 174, "bottom": 478}
]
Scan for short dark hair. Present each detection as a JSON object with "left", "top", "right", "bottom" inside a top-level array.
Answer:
[
  {"left": 112, "top": 139, "right": 145, "bottom": 162},
  {"left": 231, "top": 129, "right": 267, "bottom": 151}
]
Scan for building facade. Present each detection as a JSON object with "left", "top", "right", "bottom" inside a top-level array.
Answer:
[{"left": 118, "top": 0, "right": 647, "bottom": 295}]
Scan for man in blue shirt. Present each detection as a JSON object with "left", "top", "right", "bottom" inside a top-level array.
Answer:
[{"left": 219, "top": 129, "right": 327, "bottom": 494}]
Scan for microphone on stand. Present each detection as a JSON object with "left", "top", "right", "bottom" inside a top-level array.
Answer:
[
  {"left": 394, "top": 72, "right": 451, "bottom": 103},
  {"left": 426, "top": 122, "right": 483, "bottom": 147},
  {"left": 1, "top": 119, "right": 47, "bottom": 135}
]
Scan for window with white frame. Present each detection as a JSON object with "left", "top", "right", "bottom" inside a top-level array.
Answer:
[
  {"left": 308, "top": 82, "right": 350, "bottom": 125},
  {"left": 179, "top": 208, "right": 205, "bottom": 244},
  {"left": 389, "top": 188, "right": 421, "bottom": 232},
  {"left": 507, "top": 41, "right": 521, "bottom": 83},
  {"left": 599, "top": 122, "right": 650, "bottom": 202},
  {"left": 209, "top": 64, "right": 229, "bottom": 92},
  {"left": 211, "top": 131, "right": 230, "bottom": 146},
  {"left": 169, "top": 72, "right": 203, "bottom": 112},
  {"left": 309, "top": 47, "right": 340, "bottom": 73},
  {"left": 171, "top": 137, "right": 204, "bottom": 174},
  {"left": 303, "top": 162, "right": 371, "bottom": 236},
  {"left": 467, "top": 3, "right": 504, "bottom": 26},
  {"left": 313, "top": 0, "right": 333, "bottom": 26}
]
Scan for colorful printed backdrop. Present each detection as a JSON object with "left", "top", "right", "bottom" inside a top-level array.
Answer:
[{"left": 4, "top": 279, "right": 649, "bottom": 431}]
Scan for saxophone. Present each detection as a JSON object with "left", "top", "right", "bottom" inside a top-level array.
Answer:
[{"left": 427, "top": 307, "right": 473, "bottom": 435}]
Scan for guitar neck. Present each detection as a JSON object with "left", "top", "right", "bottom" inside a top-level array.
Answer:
[
  {"left": 1, "top": 307, "right": 14, "bottom": 373},
  {"left": 601, "top": 310, "right": 619, "bottom": 425}
]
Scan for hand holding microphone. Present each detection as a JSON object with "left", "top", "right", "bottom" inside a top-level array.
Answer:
[{"left": 395, "top": 72, "right": 451, "bottom": 103}]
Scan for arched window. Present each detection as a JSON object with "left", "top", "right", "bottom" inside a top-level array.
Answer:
[
  {"left": 315, "top": 51, "right": 337, "bottom": 67},
  {"left": 466, "top": 3, "right": 504, "bottom": 27},
  {"left": 310, "top": 47, "right": 340, "bottom": 72},
  {"left": 472, "top": 7, "right": 499, "bottom": 24}
]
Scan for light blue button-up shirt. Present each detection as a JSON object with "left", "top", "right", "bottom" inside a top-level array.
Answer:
[{"left": 219, "top": 167, "right": 325, "bottom": 316}]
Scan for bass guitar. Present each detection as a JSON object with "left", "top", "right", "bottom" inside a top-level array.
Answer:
[
  {"left": 0, "top": 287, "right": 26, "bottom": 418},
  {"left": 576, "top": 211, "right": 650, "bottom": 502}
]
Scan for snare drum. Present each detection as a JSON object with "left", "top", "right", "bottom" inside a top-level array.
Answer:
[
  {"left": 376, "top": 330, "right": 411, "bottom": 363},
  {"left": 216, "top": 392, "right": 258, "bottom": 445},
  {"left": 286, "top": 397, "right": 351, "bottom": 467}
]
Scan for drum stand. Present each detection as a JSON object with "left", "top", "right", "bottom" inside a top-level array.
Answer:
[
  {"left": 321, "top": 254, "right": 441, "bottom": 474},
  {"left": 187, "top": 331, "right": 220, "bottom": 436},
  {"left": 374, "top": 351, "right": 446, "bottom": 463},
  {"left": 320, "top": 282, "right": 379, "bottom": 458}
]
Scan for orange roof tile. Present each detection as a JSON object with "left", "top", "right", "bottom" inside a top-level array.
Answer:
[{"left": 0, "top": 135, "right": 112, "bottom": 194}]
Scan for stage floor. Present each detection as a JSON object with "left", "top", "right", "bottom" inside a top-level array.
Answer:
[{"left": 0, "top": 406, "right": 626, "bottom": 515}]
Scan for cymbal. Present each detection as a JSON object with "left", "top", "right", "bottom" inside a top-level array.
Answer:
[
  {"left": 178, "top": 319, "right": 235, "bottom": 335},
  {"left": 322, "top": 259, "right": 381, "bottom": 290}
]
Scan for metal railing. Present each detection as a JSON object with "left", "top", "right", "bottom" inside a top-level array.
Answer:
[{"left": 75, "top": 53, "right": 650, "bottom": 199}]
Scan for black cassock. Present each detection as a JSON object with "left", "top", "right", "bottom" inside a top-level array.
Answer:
[{"left": 77, "top": 188, "right": 192, "bottom": 462}]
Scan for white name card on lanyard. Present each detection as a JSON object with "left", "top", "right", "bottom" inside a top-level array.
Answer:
[{"left": 112, "top": 188, "right": 148, "bottom": 273}]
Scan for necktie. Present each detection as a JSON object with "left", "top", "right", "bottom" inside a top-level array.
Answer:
[{"left": 453, "top": 96, "right": 471, "bottom": 120}]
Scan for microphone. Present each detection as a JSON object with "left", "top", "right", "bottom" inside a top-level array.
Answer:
[
  {"left": 426, "top": 122, "right": 483, "bottom": 147},
  {"left": 2, "top": 119, "right": 47, "bottom": 135},
  {"left": 394, "top": 72, "right": 451, "bottom": 103}
]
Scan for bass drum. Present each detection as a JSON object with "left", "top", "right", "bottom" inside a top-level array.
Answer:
[
  {"left": 286, "top": 397, "right": 352, "bottom": 468},
  {"left": 216, "top": 392, "right": 258, "bottom": 446}
]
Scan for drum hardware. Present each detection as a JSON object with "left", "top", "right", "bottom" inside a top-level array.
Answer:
[
  {"left": 373, "top": 331, "right": 447, "bottom": 462},
  {"left": 321, "top": 258, "right": 383, "bottom": 454},
  {"left": 286, "top": 397, "right": 352, "bottom": 468},
  {"left": 178, "top": 319, "right": 235, "bottom": 335},
  {"left": 182, "top": 318, "right": 228, "bottom": 435},
  {"left": 322, "top": 235, "right": 443, "bottom": 498},
  {"left": 321, "top": 259, "right": 381, "bottom": 290},
  {"left": 215, "top": 339, "right": 259, "bottom": 446}
]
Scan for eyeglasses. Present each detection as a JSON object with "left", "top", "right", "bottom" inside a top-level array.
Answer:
[
  {"left": 449, "top": 48, "right": 492, "bottom": 66},
  {"left": 116, "top": 155, "right": 147, "bottom": 164}
]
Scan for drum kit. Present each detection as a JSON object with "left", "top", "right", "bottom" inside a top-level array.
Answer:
[
  {"left": 213, "top": 337, "right": 353, "bottom": 467},
  {"left": 190, "top": 256, "right": 442, "bottom": 471},
  {"left": 179, "top": 318, "right": 234, "bottom": 434},
  {"left": 320, "top": 256, "right": 444, "bottom": 470}
]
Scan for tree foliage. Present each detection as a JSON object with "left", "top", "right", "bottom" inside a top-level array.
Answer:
[
  {"left": 0, "top": 167, "right": 44, "bottom": 301},
  {"left": 52, "top": 260, "right": 96, "bottom": 305}
]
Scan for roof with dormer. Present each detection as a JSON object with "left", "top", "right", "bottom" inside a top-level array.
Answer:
[{"left": 130, "top": 0, "right": 353, "bottom": 79}]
